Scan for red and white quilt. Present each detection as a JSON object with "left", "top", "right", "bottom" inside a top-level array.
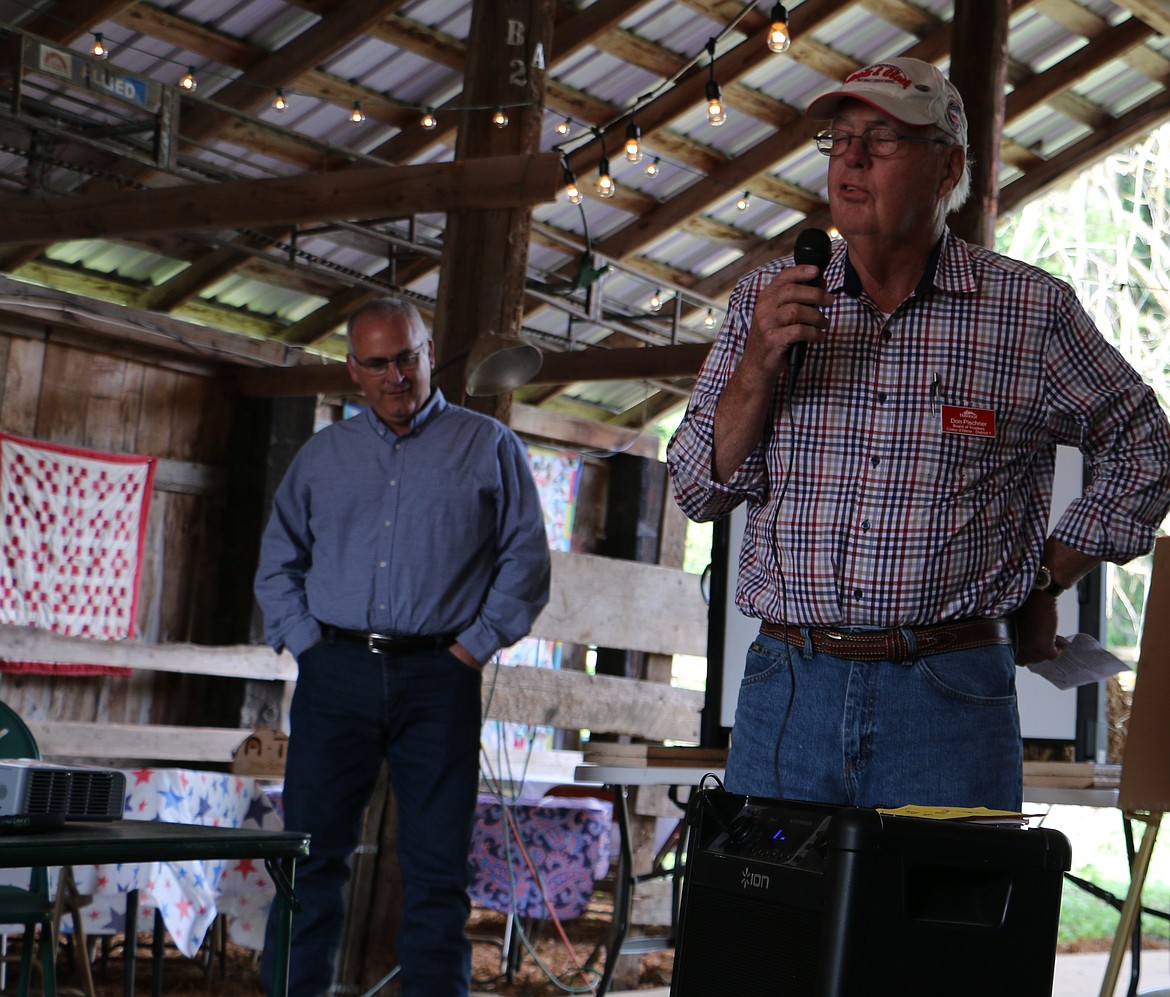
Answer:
[{"left": 0, "top": 432, "right": 155, "bottom": 673}]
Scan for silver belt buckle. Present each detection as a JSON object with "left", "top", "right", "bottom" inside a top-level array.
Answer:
[{"left": 366, "top": 631, "right": 393, "bottom": 654}]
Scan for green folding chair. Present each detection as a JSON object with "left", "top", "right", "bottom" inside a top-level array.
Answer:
[{"left": 0, "top": 701, "right": 57, "bottom": 996}]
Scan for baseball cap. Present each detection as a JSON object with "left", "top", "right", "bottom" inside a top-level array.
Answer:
[{"left": 805, "top": 57, "right": 967, "bottom": 146}]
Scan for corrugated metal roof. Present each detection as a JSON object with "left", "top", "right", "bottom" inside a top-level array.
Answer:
[{"left": 0, "top": 0, "right": 1168, "bottom": 424}]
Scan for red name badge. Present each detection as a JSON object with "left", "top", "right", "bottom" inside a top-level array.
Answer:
[{"left": 941, "top": 405, "right": 996, "bottom": 438}]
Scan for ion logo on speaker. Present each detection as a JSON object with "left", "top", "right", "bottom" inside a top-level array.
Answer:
[{"left": 740, "top": 866, "right": 770, "bottom": 890}]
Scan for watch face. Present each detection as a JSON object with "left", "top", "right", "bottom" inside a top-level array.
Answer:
[{"left": 1034, "top": 566, "right": 1053, "bottom": 590}]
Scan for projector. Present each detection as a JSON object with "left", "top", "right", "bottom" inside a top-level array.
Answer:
[{"left": 0, "top": 759, "right": 126, "bottom": 821}]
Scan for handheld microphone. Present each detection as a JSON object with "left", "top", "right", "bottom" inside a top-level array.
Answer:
[{"left": 787, "top": 227, "right": 833, "bottom": 383}]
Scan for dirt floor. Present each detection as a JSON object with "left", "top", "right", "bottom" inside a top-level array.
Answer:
[
  {"left": 26, "top": 912, "right": 1155, "bottom": 996},
  {"left": 29, "top": 903, "right": 672, "bottom": 997}
]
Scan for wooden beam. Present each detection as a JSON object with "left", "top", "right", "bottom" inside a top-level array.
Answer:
[
  {"left": 529, "top": 343, "right": 710, "bottom": 384},
  {"left": 0, "top": 153, "right": 562, "bottom": 245},
  {"left": 950, "top": 0, "right": 1010, "bottom": 246},
  {"left": 1112, "top": 0, "right": 1170, "bottom": 35},
  {"left": 1000, "top": 88, "right": 1170, "bottom": 213},
  {"left": 233, "top": 341, "right": 711, "bottom": 399}
]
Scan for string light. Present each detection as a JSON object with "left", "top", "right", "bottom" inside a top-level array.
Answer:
[
  {"left": 648, "top": 289, "right": 663, "bottom": 312},
  {"left": 91, "top": 33, "right": 108, "bottom": 59},
  {"left": 705, "top": 41, "right": 726, "bottom": 127},
  {"left": 736, "top": 191, "right": 750, "bottom": 212},
  {"left": 597, "top": 157, "right": 616, "bottom": 198},
  {"left": 420, "top": 107, "right": 437, "bottom": 130},
  {"left": 595, "top": 131, "right": 616, "bottom": 198},
  {"left": 766, "top": 4, "right": 792, "bottom": 54},
  {"left": 556, "top": 117, "right": 572, "bottom": 136},
  {"left": 179, "top": 67, "right": 197, "bottom": 92},
  {"left": 562, "top": 160, "right": 583, "bottom": 205},
  {"left": 624, "top": 121, "right": 642, "bottom": 163},
  {"left": 492, "top": 106, "right": 509, "bottom": 128},
  {"left": 644, "top": 156, "right": 661, "bottom": 178},
  {"left": 704, "top": 308, "right": 718, "bottom": 328},
  {"left": 350, "top": 100, "right": 366, "bottom": 124},
  {"left": 273, "top": 88, "right": 288, "bottom": 112}
]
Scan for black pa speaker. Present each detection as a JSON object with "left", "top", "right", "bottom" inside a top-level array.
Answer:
[{"left": 670, "top": 790, "right": 1071, "bottom": 997}]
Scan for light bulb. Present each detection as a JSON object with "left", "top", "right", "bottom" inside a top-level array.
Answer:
[
  {"left": 704, "top": 308, "right": 717, "bottom": 328},
  {"left": 645, "top": 156, "right": 660, "bottom": 178},
  {"left": 565, "top": 180, "right": 582, "bottom": 204},
  {"left": 421, "top": 108, "right": 437, "bottom": 130},
  {"left": 492, "top": 107, "right": 509, "bottom": 128},
  {"left": 706, "top": 80, "right": 726, "bottom": 127},
  {"left": 273, "top": 89, "right": 288, "bottom": 112},
  {"left": 736, "top": 191, "right": 750, "bottom": 212},
  {"left": 596, "top": 157, "right": 616, "bottom": 199},
  {"left": 556, "top": 117, "right": 571, "bottom": 135},
  {"left": 179, "top": 68, "right": 197, "bottom": 92},
  {"left": 648, "top": 289, "right": 663, "bottom": 312},
  {"left": 91, "top": 34, "right": 108, "bottom": 59},
  {"left": 624, "top": 122, "right": 642, "bottom": 163},
  {"left": 350, "top": 101, "right": 365, "bottom": 124},
  {"left": 767, "top": 4, "right": 791, "bottom": 54}
]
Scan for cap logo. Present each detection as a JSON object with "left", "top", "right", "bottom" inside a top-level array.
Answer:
[
  {"left": 945, "top": 99, "right": 963, "bottom": 134},
  {"left": 844, "top": 63, "right": 912, "bottom": 90}
]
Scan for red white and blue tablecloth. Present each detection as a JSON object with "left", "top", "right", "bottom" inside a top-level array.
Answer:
[{"left": 0, "top": 768, "right": 283, "bottom": 957}]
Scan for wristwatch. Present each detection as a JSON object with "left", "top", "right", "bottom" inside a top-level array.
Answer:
[{"left": 1032, "top": 565, "right": 1068, "bottom": 598}]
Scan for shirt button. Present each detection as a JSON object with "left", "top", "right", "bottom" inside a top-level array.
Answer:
[
  {"left": 877, "top": 392, "right": 887, "bottom": 403},
  {"left": 389, "top": 480, "right": 397, "bottom": 487},
  {"left": 871, "top": 456, "right": 880, "bottom": 467},
  {"left": 853, "top": 589, "right": 864, "bottom": 600},
  {"left": 379, "top": 561, "right": 387, "bottom": 568},
  {"left": 861, "top": 520, "right": 871, "bottom": 531},
  {"left": 881, "top": 329, "right": 892, "bottom": 341}
]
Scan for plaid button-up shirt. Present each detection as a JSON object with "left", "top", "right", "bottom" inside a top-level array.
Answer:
[{"left": 667, "top": 228, "right": 1170, "bottom": 628}]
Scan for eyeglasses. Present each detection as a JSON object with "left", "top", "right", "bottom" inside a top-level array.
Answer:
[
  {"left": 349, "top": 347, "right": 425, "bottom": 375},
  {"left": 814, "top": 127, "right": 954, "bottom": 158}
]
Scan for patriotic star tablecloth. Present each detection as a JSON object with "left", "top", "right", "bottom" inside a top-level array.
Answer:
[{"left": 0, "top": 768, "right": 284, "bottom": 957}]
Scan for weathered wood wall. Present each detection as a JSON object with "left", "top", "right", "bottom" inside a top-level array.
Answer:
[{"left": 0, "top": 314, "right": 239, "bottom": 730}]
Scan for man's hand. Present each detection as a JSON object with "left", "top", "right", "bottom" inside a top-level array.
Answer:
[
  {"left": 740, "top": 264, "right": 834, "bottom": 381},
  {"left": 449, "top": 642, "right": 484, "bottom": 671},
  {"left": 1013, "top": 591, "right": 1069, "bottom": 665}
]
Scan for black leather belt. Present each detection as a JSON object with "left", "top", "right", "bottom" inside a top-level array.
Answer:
[
  {"left": 327, "top": 627, "right": 456, "bottom": 655},
  {"left": 758, "top": 618, "right": 1012, "bottom": 662}
]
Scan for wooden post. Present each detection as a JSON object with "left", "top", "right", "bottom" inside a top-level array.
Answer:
[
  {"left": 948, "top": 0, "right": 1009, "bottom": 247},
  {"left": 350, "top": 1, "right": 556, "bottom": 986},
  {"left": 431, "top": 0, "right": 556, "bottom": 422}
]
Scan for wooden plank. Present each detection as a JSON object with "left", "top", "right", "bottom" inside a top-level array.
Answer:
[
  {"left": 35, "top": 342, "right": 90, "bottom": 444},
  {"left": 535, "top": 550, "right": 708, "bottom": 657},
  {"left": 482, "top": 664, "right": 703, "bottom": 744},
  {"left": 0, "top": 154, "right": 563, "bottom": 245},
  {"left": 0, "top": 625, "right": 704, "bottom": 742},
  {"left": 28, "top": 720, "right": 249, "bottom": 763},
  {"left": 510, "top": 403, "right": 659, "bottom": 459},
  {"left": 0, "top": 624, "right": 297, "bottom": 681},
  {"left": 0, "top": 335, "right": 45, "bottom": 436}
]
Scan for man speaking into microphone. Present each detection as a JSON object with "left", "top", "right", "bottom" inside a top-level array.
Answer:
[{"left": 667, "top": 58, "right": 1170, "bottom": 811}]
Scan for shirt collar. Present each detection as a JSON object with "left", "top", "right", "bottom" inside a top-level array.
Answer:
[
  {"left": 363, "top": 387, "right": 447, "bottom": 438},
  {"left": 838, "top": 228, "right": 969, "bottom": 300}
]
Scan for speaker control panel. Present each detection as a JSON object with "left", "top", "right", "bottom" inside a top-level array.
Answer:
[{"left": 705, "top": 802, "right": 833, "bottom": 871}]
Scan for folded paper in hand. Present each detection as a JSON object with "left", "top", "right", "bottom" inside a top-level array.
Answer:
[{"left": 1025, "top": 633, "right": 1130, "bottom": 690}]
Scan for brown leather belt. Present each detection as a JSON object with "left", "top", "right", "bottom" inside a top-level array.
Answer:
[
  {"left": 328, "top": 627, "right": 456, "bottom": 655},
  {"left": 758, "top": 618, "right": 1012, "bottom": 662}
]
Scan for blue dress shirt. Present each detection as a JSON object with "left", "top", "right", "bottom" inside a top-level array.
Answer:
[{"left": 255, "top": 389, "right": 551, "bottom": 663}]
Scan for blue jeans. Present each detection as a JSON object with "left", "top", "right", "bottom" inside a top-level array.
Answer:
[
  {"left": 724, "top": 631, "right": 1023, "bottom": 810},
  {"left": 260, "top": 636, "right": 482, "bottom": 997}
]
